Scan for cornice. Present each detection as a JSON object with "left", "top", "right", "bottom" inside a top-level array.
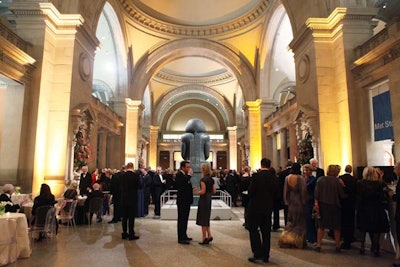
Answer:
[
  {"left": 0, "top": 22, "right": 30, "bottom": 52},
  {"left": 153, "top": 70, "right": 235, "bottom": 86},
  {"left": 118, "top": 0, "right": 270, "bottom": 37}
]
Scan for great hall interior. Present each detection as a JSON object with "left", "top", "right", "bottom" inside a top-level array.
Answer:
[{"left": 0, "top": 0, "right": 399, "bottom": 196}]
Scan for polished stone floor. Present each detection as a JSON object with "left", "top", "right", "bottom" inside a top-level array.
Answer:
[{"left": 10, "top": 207, "right": 397, "bottom": 267}]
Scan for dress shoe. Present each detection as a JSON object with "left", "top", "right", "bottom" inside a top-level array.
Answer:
[
  {"left": 263, "top": 257, "right": 269, "bottom": 263},
  {"left": 208, "top": 237, "right": 213, "bottom": 243},
  {"left": 199, "top": 238, "right": 209, "bottom": 245},
  {"left": 129, "top": 235, "right": 140, "bottom": 240},
  {"left": 248, "top": 257, "right": 263, "bottom": 263},
  {"left": 121, "top": 232, "right": 129, "bottom": 240},
  {"left": 184, "top": 237, "right": 193, "bottom": 241},
  {"left": 178, "top": 240, "right": 190, "bottom": 245}
]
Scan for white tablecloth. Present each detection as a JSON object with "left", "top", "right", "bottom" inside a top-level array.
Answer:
[{"left": 0, "top": 213, "right": 31, "bottom": 266}]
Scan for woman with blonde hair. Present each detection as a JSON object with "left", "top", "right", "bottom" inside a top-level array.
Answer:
[
  {"left": 356, "top": 166, "right": 390, "bottom": 256},
  {"left": 314, "top": 164, "right": 346, "bottom": 252},
  {"left": 194, "top": 163, "right": 216, "bottom": 245}
]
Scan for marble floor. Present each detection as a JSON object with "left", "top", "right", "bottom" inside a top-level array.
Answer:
[{"left": 9, "top": 207, "right": 397, "bottom": 267}]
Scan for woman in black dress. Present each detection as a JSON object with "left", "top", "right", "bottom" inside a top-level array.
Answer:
[
  {"left": 356, "top": 166, "right": 390, "bottom": 256},
  {"left": 194, "top": 163, "right": 216, "bottom": 245}
]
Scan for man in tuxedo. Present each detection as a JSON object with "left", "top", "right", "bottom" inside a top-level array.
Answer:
[
  {"left": 247, "top": 158, "right": 277, "bottom": 263},
  {"left": 310, "top": 158, "right": 325, "bottom": 178},
  {"left": 120, "top": 162, "right": 142, "bottom": 240},
  {"left": 152, "top": 166, "right": 166, "bottom": 218},
  {"left": 79, "top": 165, "right": 92, "bottom": 196},
  {"left": 108, "top": 165, "right": 125, "bottom": 223},
  {"left": 175, "top": 161, "right": 193, "bottom": 244},
  {"left": 339, "top": 164, "right": 357, "bottom": 249},
  {"left": 0, "top": 184, "right": 20, "bottom": 212}
]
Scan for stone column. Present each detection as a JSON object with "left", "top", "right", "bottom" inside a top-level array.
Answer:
[
  {"left": 98, "top": 130, "right": 108, "bottom": 169},
  {"left": 125, "top": 99, "right": 144, "bottom": 166},
  {"left": 245, "top": 100, "right": 262, "bottom": 169},
  {"left": 288, "top": 124, "right": 297, "bottom": 162},
  {"left": 227, "top": 126, "right": 238, "bottom": 171},
  {"left": 271, "top": 133, "right": 278, "bottom": 169},
  {"left": 290, "top": 7, "right": 377, "bottom": 169},
  {"left": 279, "top": 129, "right": 288, "bottom": 168},
  {"left": 149, "top": 125, "right": 159, "bottom": 169},
  {"left": 8, "top": 2, "right": 95, "bottom": 196}
]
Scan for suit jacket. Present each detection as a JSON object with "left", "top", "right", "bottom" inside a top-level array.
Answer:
[
  {"left": 110, "top": 171, "right": 123, "bottom": 199},
  {"left": 120, "top": 169, "right": 142, "bottom": 206},
  {"left": 175, "top": 170, "right": 193, "bottom": 205},
  {"left": 247, "top": 168, "right": 277, "bottom": 216},
  {"left": 84, "top": 189, "right": 104, "bottom": 210},
  {"left": 316, "top": 167, "right": 325, "bottom": 178},
  {"left": 277, "top": 167, "right": 291, "bottom": 201},
  {"left": 0, "top": 193, "right": 20, "bottom": 212},
  {"left": 79, "top": 172, "right": 93, "bottom": 195}
]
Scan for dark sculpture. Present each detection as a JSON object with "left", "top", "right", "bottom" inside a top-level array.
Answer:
[{"left": 181, "top": 119, "right": 210, "bottom": 191}]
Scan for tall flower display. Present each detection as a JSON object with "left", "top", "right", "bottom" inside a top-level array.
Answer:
[
  {"left": 297, "top": 135, "right": 314, "bottom": 165},
  {"left": 74, "top": 130, "right": 91, "bottom": 168}
]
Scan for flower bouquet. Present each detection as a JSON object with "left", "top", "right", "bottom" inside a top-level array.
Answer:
[{"left": 0, "top": 201, "right": 12, "bottom": 215}]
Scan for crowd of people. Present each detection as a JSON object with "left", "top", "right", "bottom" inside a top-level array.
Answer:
[{"left": 3, "top": 158, "right": 400, "bottom": 266}]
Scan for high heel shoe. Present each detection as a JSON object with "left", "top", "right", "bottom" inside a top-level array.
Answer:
[
  {"left": 208, "top": 237, "right": 213, "bottom": 243},
  {"left": 199, "top": 238, "right": 209, "bottom": 245}
]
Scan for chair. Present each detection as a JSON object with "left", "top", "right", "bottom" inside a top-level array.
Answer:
[
  {"left": 56, "top": 200, "right": 78, "bottom": 228},
  {"left": 87, "top": 197, "right": 103, "bottom": 227},
  {"left": 29, "top": 206, "right": 56, "bottom": 242}
]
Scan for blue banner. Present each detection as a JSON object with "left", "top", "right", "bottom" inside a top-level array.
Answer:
[{"left": 373, "top": 91, "right": 393, "bottom": 141}]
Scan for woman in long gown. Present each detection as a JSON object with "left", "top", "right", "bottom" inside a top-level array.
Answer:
[
  {"left": 278, "top": 163, "right": 308, "bottom": 248},
  {"left": 194, "top": 163, "right": 216, "bottom": 245}
]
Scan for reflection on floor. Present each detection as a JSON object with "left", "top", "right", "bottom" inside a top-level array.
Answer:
[{"left": 10, "top": 207, "right": 396, "bottom": 267}]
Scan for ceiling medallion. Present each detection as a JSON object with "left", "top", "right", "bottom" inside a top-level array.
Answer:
[
  {"left": 79, "top": 53, "right": 91, "bottom": 81},
  {"left": 297, "top": 54, "right": 310, "bottom": 84}
]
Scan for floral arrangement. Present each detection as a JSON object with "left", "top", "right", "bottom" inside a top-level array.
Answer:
[
  {"left": 0, "top": 201, "right": 13, "bottom": 214},
  {"left": 74, "top": 130, "right": 92, "bottom": 168},
  {"left": 14, "top": 186, "right": 21, "bottom": 195},
  {"left": 0, "top": 201, "right": 12, "bottom": 207},
  {"left": 297, "top": 135, "right": 314, "bottom": 165}
]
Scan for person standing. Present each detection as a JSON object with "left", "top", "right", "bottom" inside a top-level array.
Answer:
[
  {"left": 339, "top": 165, "right": 357, "bottom": 249},
  {"left": 247, "top": 158, "right": 277, "bottom": 263},
  {"left": 175, "top": 161, "right": 193, "bottom": 244},
  {"left": 79, "top": 166, "right": 92, "bottom": 196},
  {"left": 302, "top": 164, "right": 317, "bottom": 245},
  {"left": 108, "top": 165, "right": 125, "bottom": 223},
  {"left": 194, "top": 163, "right": 216, "bottom": 245},
  {"left": 120, "top": 162, "right": 142, "bottom": 240},
  {"left": 152, "top": 166, "right": 166, "bottom": 218},
  {"left": 310, "top": 158, "right": 325, "bottom": 178},
  {"left": 277, "top": 160, "right": 293, "bottom": 227}
]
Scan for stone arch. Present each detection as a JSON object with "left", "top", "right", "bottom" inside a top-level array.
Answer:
[
  {"left": 130, "top": 38, "right": 256, "bottom": 102},
  {"left": 153, "top": 85, "right": 234, "bottom": 130}
]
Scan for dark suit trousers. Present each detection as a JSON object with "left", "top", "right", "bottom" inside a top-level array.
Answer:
[
  {"left": 177, "top": 203, "right": 190, "bottom": 241},
  {"left": 144, "top": 187, "right": 151, "bottom": 215},
  {"left": 113, "top": 197, "right": 121, "bottom": 221},
  {"left": 248, "top": 213, "right": 272, "bottom": 259},
  {"left": 122, "top": 204, "right": 136, "bottom": 236},
  {"left": 152, "top": 186, "right": 163, "bottom": 216}
]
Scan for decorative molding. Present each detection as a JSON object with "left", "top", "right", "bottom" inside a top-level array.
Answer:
[
  {"left": 297, "top": 54, "right": 310, "bottom": 84},
  {"left": 79, "top": 52, "right": 91, "bottom": 81},
  {"left": 118, "top": 0, "right": 270, "bottom": 37},
  {"left": 0, "top": 22, "right": 30, "bottom": 52},
  {"left": 153, "top": 70, "right": 234, "bottom": 86}
]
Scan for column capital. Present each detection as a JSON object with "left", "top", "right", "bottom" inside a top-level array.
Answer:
[
  {"left": 227, "top": 126, "right": 237, "bottom": 131},
  {"left": 150, "top": 125, "right": 160, "bottom": 131},
  {"left": 125, "top": 99, "right": 145, "bottom": 111}
]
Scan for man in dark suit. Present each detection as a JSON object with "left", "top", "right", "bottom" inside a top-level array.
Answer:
[
  {"left": 247, "top": 158, "right": 277, "bottom": 263},
  {"left": 339, "top": 164, "right": 357, "bottom": 249},
  {"left": 84, "top": 182, "right": 104, "bottom": 223},
  {"left": 175, "top": 161, "right": 193, "bottom": 244},
  {"left": 108, "top": 165, "right": 125, "bottom": 223},
  {"left": 120, "top": 162, "right": 142, "bottom": 240},
  {"left": 0, "top": 184, "right": 20, "bottom": 212},
  {"left": 276, "top": 160, "right": 292, "bottom": 228},
  {"left": 152, "top": 166, "right": 166, "bottom": 218},
  {"left": 310, "top": 158, "right": 325, "bottom": 178},
  {"left": 79, "top": 165, "right": 92, "bottom": 196}
]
